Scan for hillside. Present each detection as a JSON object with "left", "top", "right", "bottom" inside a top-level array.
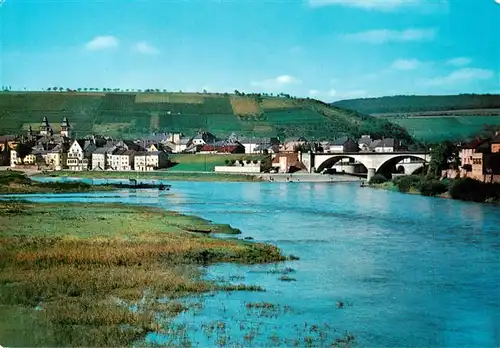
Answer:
[
  {"left": 0, "top": 92, "right": 412, "bottom": 143},
  {"left": 332, "top": 94, "right": 500, "bottom": 115}
]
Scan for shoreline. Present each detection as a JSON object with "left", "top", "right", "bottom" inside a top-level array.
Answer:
[
  {"left": 22, "top": 168, "right": 365, "bottom": 183},
  {"left": 0, "top": 200, "right": 289, "bottom": 347}
]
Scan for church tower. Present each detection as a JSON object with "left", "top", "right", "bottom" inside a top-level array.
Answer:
[
  {"left": 61, "top": 117, "right": 71, "bottom": 138},
  {"left": 39, "top": 116, "right": 52, "bottom": 136}
]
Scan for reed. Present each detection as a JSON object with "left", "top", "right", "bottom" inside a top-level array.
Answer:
[{"left": 0, "top": 201, "right": 286, "bottom": 346}]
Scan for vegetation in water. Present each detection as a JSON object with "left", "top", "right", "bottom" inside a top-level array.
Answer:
[
  {"left": 0, "top": 170, "right": 114, "bottom": 194},
  {"left": 35, "top": 169, "right": 263, "bottom": 182},
  {"left": 0, "top": 202, "right": 286, "bottom": 347}
]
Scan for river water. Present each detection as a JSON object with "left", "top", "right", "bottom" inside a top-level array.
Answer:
[{"left": 14, "top": 178, "right": 500, "bottom": 347}]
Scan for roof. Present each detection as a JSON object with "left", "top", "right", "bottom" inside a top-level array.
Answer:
[
  {"left": 284, "top": 137, "right": 307, "bottom": 143},
  {"left": 490, "top": 133, "right": 500, "bottom": 144},
  {"left": 331, "top": 136, "right": 350, "bottom": 146},
  {"left": 462, "top": 138, "right": 488, "bottom": 149},
  {"left": 358, "top": 135, "right": 372, "bottom": 146},
  {"left": 93, "top": 146, "right": 114, "bottom": 154},
  {"left": 48, "top": 143, "right": 67, "bottom": 153},
  {"left": 201, "top": 144, "right": 243, "bottom": 152},
  {"left": 112, "top": 149, "right": 128, "bottom": 156},
  {"left": 0, "top": 135, "right": 17, "bottom": 142},
  {"left": 370, "top": 138, "right": 395, "bottom": 148},
  {"left": 61, "top": 117, "right": 70, "bottom": 127},
  {"left": 237, "top": 137, "right": 275, "bottom": 144},
  {"left": 136, "top": 151, "right": 165, "bottom": 156}
]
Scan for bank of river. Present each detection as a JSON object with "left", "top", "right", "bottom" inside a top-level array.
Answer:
[{"left": 7, "top": 178, "right": 500, "bottom": 347}]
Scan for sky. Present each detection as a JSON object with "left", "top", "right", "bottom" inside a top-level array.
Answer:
[{"left": 1, "top": 0, "right": 499, "bottom": 101}]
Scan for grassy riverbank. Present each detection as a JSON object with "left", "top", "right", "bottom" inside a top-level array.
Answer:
[
  {"left": 0, "top": 201, "right": 286, "bottom": 346},
  {"left": 0, "top": 171, "right": 115, "bottom": 194},
  {"left": 32, "top": 170, "right": 262, "bottom": 182},
  {"left": 370, "top": 174, "right": 500, "bottom": 204}
]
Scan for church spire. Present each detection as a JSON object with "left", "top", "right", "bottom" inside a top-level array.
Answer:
[
  {"left": 39, "top": 116, "right": 52, "bottom": 136},
  {"left": 60, "top": 117, "right": 71, "bottom": 138}
]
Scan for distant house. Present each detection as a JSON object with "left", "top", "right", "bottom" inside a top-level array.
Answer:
[
  {"left": 191, "top": 132, "right": 216, "bottom": 146},
  {"left": 358, "top": 135, "right": 372, "bottom": 152},
  {"left": 271, "top": 153, "right": 307, "bottom": 173},
  {"left": 43, "top": 143, "right": 68, "bottom": 170},
  {"left": 134, "top": 151, "right": 169, "bottom": 171},
  {"left": 237, "top": 136, "right": 280, "bottom": 154},
  {"left": 109, "top": 149, "right": 135, "bottom": 171},
  {"left": 282, "top": 137, "right": 308, "bottom": 152},
  {"left": 491, "top": 132, "right": 500, "bottom": 153},
  {"left": 91, "top": 146, "right": 116, "bottom": 170},
  {"left": 326, "top": 136, "right": 359, "bottom": 153},
  {"left": 254, "top": 143, "right": 280, "bottom": 154},
  {"left": 369, "top": 138, "right": 401, "bottom": 153},
  {"left": 67, "top": 139, "right": 96, "bottom": 171},
  {"left": 176, "top": 138, "right": 191, "bottom": 153},
  {"left": 455, "top": 132, "right": 500, "bottom": 182}
]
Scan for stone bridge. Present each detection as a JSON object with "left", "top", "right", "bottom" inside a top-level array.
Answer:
[{"left": 300, "top": 152, "right": 431, "bottom": 181}]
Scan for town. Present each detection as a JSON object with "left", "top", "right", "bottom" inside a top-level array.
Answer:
[{"left": 0, "top": 115, "right": 499, "bottom": 183}]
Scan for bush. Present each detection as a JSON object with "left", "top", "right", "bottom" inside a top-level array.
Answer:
[
  {"left": 369, "top": 174, "right": 388, "bottom": 185},
  {"left": 224, "top": 159, "right": 230, "bottom": 165},
  {"left": 449, "top": 178, "right": 500, "bottom": 202},
  {"left": 392, "top": 175, "right": 422, "bottom": 192},
  {"left": 418, "top": 179, "right": 448, "bottom": 196}
]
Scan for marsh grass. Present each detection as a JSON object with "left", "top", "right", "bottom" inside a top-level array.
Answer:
[
  {"left": 36, "top": 170, "right": 262, "bottom": 182},
  {"left": 0, "top": 171, "right": 113, "bottom": 194},
  {"left": 0, "top": 201, "right": 286, "bottom": 346}
]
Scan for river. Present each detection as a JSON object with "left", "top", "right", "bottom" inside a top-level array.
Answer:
[{"left": 13, "top": 178, "right": 500, "bottom": 347}]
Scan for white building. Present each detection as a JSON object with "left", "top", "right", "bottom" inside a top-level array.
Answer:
[
  {"left": 109, "top": 149, "right": 135, "bottom": 171},
  {"left": 67, "top": 139, "right": 96, "bottom": 171},
  {"left": 91, "top": 146, "right": 115, "bottom": 170},
  {"left": 134, "top": 151, "right": 168, "bottom": 171}
]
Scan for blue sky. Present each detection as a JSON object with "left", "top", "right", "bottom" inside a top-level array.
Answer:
[{"left": 1, "top": 0, "right": 499, "bottom": 101}]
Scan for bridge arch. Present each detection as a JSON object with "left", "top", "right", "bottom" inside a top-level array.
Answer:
[
  {"left": 315, "top": 155, "right": 368, "bottom": 173},
  {"left": 376, "top": 155, "right": 429, "bottom": 175}
]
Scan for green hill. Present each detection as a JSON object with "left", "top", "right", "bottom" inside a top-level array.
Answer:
[
  {"left": 332, "top": 94, "right": 500, "bottom": 115},
  {"left": 0, "top": 92, "right": 412, "bottom": 143}
]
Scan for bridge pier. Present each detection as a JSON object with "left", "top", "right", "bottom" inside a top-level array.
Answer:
[{"left": 367, "top": 168, "right": 376, "bottom": 182}]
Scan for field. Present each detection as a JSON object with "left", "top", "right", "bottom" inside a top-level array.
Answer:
[
  {"left": 0, "top": 91, "right": 411, "bottom": 142},
  {"left": 332, "top": 94, "right": 500, "bottom": 114},
  {"left": 0, "top": 201, "right": 286, "bottom": 346},
  {"left": 383, "top": 115, "right": 500, "bottom": 143},
  {"left": 168, "top": 154, "right": 268, "bottom": 172}
]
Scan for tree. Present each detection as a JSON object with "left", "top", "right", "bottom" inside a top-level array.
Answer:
[
  {"left": 15, "top": 143, "right": 32, "bottom": 164},
  {"left": 59, "top": 87, "right": 64, "bottom": 92},
  {"left": 84, "top": 88, "right": 88, "bottom": 92},
  {"left": 428, "top": 141, "right": 460, "bottom": 178}
]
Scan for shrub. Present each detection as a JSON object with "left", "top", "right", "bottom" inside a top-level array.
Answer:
[
  {"left": 393, "top": 175, "right": 422, "bottom": 192},
  {"left": 224, "top": 159, "right": 230, "bottom": 165},
  {"left": 418, "top": 179, "right": 448, "bottom": 197},
  {"left": 449, "top": 178, "right": 500, "bottom": 202},
  {"left": 369, "top": 174, "right": 388, "bottom": 185}
]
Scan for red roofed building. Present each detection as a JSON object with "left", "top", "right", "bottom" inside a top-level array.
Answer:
[{"left": 200, "top": 142, "right": 245, "bottom": 154}]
